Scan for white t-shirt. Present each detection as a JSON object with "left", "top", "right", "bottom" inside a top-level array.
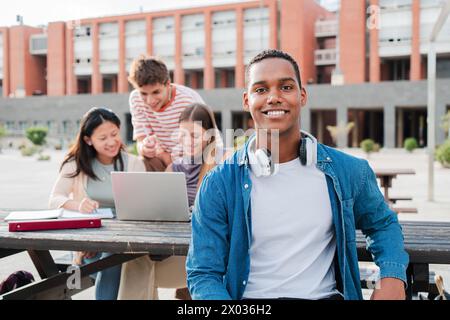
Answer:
[{"left": 243, "top": 157, "right": 340, "bottom": 300}]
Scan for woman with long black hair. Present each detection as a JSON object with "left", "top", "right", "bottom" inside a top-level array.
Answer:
[{"left": 49, "top": 107, "right": 146, "bottom": 300}]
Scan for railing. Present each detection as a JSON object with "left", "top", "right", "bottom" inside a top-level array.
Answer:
[
  {"left": 379, "top": 0, "right": 413, "bottom": 10},
  {"left": 314, "top": 48, "right": 337, "bottom": 66},
  {"left": 29, "top": 34, "right": 47, "bottom": 55},
  {"left": 315, "top": 19, "right": 338, "bottom": 38}
]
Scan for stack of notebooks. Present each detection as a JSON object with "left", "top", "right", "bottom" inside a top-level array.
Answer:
[{"left": 4, "top": 208, "right": 114, "bottom": 232}]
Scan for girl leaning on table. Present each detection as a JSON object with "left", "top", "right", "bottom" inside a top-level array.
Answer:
[
  {"left": 48, "top": 107, "right": 146, "bottom": 300},
  {"left": 118, "top": 102, "right": 228, "bottom": 300}
]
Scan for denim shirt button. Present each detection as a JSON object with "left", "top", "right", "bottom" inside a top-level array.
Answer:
[
  {"left": 244, "top": 184, "right": 249, "bottom": 190},
  {"left": 243, "top": 280, "right": 247, "bottom": 285}
]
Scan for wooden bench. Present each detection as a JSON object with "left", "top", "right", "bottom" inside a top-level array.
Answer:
[
  {"left": 394, "top": 207, "right": 418, "bottom": 214},
  {"left": 387, "top": 196, "right": 417, "bottom": 214},
  {"left": 389, "top": 197, "right": 413, "bottom": 204}
]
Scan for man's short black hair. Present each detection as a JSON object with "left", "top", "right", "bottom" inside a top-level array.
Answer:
[{"left": 245, "top": 49, "right": 302, "bottom": 89}]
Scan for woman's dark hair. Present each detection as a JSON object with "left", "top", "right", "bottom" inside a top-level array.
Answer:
[
  {"left": 61, "top": 107, "right": 125, "bottom": 180},
  {"left": 179, "top": 103, "right": 218, "bottom": 134}
]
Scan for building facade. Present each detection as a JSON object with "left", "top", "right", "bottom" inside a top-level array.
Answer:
[{"left": 1, "top": 0, "right": 450, "bottom": 149}]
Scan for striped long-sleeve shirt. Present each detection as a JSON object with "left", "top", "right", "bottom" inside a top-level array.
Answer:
[{"left": 129, "top": 84, "right": 205, "bottom": 156}]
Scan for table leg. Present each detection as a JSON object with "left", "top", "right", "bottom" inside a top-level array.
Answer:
[
  {"left": 28, "top": 250, "right": 60, "bottom": 279},
  {"left": 406, "top": 263, "right": 430, "bottom": 300},
  {"left": 383, "top": 177, "right": 392, "bottom": 201}
]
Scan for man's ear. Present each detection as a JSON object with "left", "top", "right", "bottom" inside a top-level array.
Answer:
[
  {"left": 243, "top": 91, "right": 250, "bottom": 112},
  {"left": 300, "top": 87, "right": 308, "bottom": 108}
]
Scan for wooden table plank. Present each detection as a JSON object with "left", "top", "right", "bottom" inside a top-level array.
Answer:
[
  {"left": 1, "top": 214, "right": 450, "bottom": 263},
  {"left": 374, "top": 169, "right": 416, "bottom": 176}
]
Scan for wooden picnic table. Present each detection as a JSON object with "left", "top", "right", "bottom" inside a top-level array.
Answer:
[
  {"left": 374, "top": 168, "right": 416, "bottom": 202},
  {"left": 1, "top": 214, "right": 450, "bottom": 300}
]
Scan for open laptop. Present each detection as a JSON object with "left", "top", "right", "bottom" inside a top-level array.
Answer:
[{"left": 111, "top": 172, "right": 190, "bottom": 222}]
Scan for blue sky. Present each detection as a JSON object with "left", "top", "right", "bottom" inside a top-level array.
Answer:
[{"left": 0, "top": 0, "right": 338, "bottom": 27}]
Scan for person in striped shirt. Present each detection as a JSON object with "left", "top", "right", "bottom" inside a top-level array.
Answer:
[{"left": 128, "top": 56, "right": 205, "bottom": 171}]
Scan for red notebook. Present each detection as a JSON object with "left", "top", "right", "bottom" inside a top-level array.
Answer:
[{"left": 8, "top": 218, "right": 102, "bottom": 232}]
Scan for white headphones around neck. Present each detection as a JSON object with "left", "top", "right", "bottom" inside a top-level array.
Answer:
[{"left": 248, "top": 131, "right": 318, "bottom": 178}]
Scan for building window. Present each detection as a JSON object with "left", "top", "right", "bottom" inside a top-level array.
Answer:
[
  {"left": 437, "top": 58, "right": 450, "bottom": 79},
  {"left": 383, "top": 59, "right": 410, "bottom": 81},
  {"left": 102, "top": 76, "right": 117, "bottom": 93},
  {"left": 47, "top": 120, "right": 55, "bottom": 134},
  {"left": 18, "top": 121, "right": 28, "bottom": 133},
  {"left": 77, "top": 77, "right": 92, "bottom": 94},
  {"left": 62, "top": 121, "right": 71, "bottom": 135},
  {"left": 6, "top": 121, "right": 15, "bottom": 131}
]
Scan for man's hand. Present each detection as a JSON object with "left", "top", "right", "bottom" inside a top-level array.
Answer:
[
  {"left": 139, "top": 135, "right": 158, "bottom": 158},
  {"left": 370, "top": 278, "right": 406, "bottom": 300},
  {"left": 156, "top": 150, "right": 173, "bottom": 167}
]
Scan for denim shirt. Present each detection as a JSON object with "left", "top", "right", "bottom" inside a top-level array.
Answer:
[{"left": 186, "top": 141, "right": 409, "bottom": 300}]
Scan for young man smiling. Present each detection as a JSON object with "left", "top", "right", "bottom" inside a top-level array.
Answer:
[
  {"left": 128, "top": 56, "right": 205, "bottom": 170},
  {"left": 127, "top": 56, "right": 204, "bottom": 300},
  {"left": 186, "top": 50, "right": 409, "bottom": 300}
]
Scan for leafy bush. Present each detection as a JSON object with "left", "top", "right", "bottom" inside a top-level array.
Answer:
[
  {"left": 21, "top": 146, "right": 38, "bottom": 157},
  {"left": 128, "top": 143, "right": 138, "bottom": 156},
  {"left": 360, "top": 139, "right": 375, "bottom": 154},
  {"left": 26, "top": 127, "right": 48, "bottom": 146},
  {"left": 0, "top": 125, "right": 6, "bottom": 139},
  {"left": 0, "top": 125, "right": 7, "bottom": 152},
  {"left": 37, "top": 154, "right": 51, "bottom": 161},
  {"left": 373, "top": 143, "right": 381, "bottom": 153},
  {"left": 441, "top": 111, "right": 450, "bottom": 138},
  {"left": 404, "top": 138, "right": 418, "bottom": 153},
  {"left": 435, "top": 140, "right": 450, "bottom": 168}
]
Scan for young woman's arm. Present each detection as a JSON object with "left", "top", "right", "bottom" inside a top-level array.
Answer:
[
  {"left": 63, "top": 199, "right": 99, "bottom": 213},
  {"left": 48, "top": 161, "right": 78, "bottom": 209},
  {"left": 48, "top": 161, "right": 98, "bottom": 213}
]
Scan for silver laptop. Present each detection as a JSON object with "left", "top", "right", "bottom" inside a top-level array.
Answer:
[{"left": 111, "top": 172, "right": 190, "bottom": 222}]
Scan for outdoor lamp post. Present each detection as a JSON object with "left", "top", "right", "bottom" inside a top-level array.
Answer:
[{"left": 427, "top": 0, "right": 450, "bottom": 202}]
